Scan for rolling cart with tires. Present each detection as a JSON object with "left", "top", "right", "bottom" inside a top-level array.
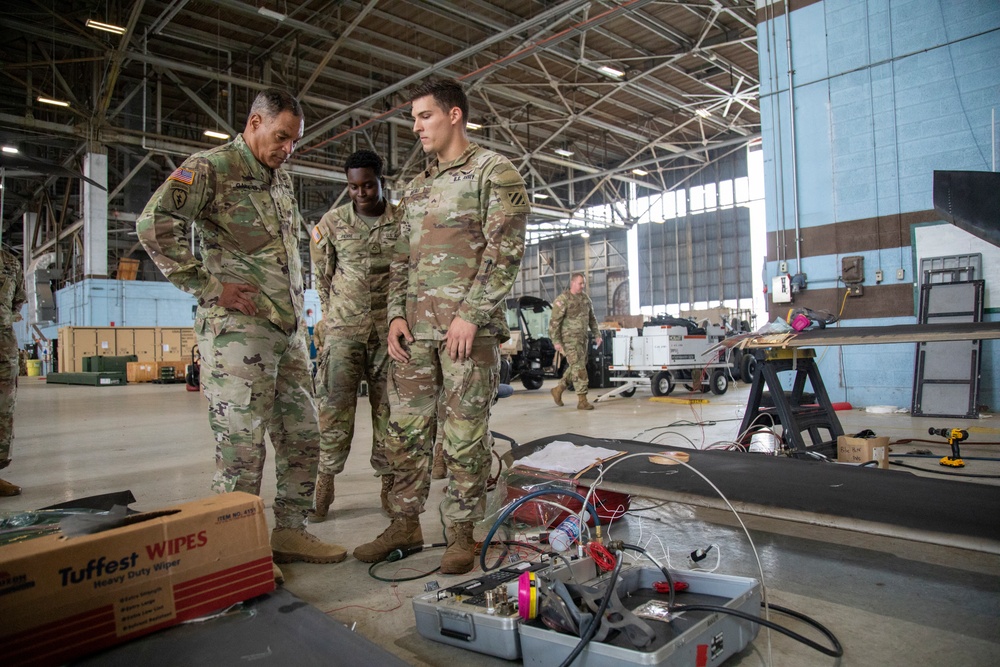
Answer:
[{"left": 597, "top": 323, "right": 731, "bottom": 401}]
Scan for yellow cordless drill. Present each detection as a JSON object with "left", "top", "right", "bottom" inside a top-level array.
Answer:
[{"left": 928, "top": 427, "right": 968, "bottom": 468}]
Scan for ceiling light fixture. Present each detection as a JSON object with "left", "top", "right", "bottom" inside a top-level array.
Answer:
[
  {"left": 257, "top": 7, "right": 287, "bottom": 21},
  {"left": 554, "top": 147, "right": 574, "bottom": 157},
  {"left": 695, "top": 108, "right": 711, "bottom": 118},
  {"left": 532, "top": 193, "right": 550, "bottom": 200},
  {"left": 631, "top": 168, "right": 648, "bottom": 176},
  {"left": 597, "top": 65, "right": 625, "bottom": 79},
  {"left": 2, "top": 146, "right": 19, "bottom": 154},
  {"left": 581, "top": 230, "right": 590, "bottom": 238},
  {"left": 85, "top": 19, "right": 127, "bottom": 35},
  {"left": 466, "top": 122, "right": 482, "bottom": 130},
  {"left": 37, "top": 96, "right": 70, "bottom": 107},
  {"left": 203, "top": 130, "right": 230, "bottom": 140}
]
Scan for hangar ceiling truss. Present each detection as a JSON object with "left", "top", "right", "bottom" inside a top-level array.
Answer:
[{"left": 0, "top": 0, "right": 760, "bottom": 261}]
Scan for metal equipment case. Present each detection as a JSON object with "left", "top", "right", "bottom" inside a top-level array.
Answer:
[
  {"left": 412, "top": 561, "right": 547, "bottom": 659},
  {"left": 519, "top": 567, "right": 761, "bottom": 667}
]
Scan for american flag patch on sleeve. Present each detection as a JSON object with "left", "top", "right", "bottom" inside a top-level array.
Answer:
[{"left": 168, "top": 167, "right": 194, "bottom": 185}]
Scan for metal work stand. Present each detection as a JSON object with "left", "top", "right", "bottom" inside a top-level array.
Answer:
[{"left": 738, "top": 348, "right": 843, "bottom": 457}]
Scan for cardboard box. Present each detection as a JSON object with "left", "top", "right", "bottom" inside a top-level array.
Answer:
[
  {"left": 837, "top": 435, "right": 890, "bottom": 469},
  {"left": 0, "top": 492, "right": 274, "bottom": 666}
]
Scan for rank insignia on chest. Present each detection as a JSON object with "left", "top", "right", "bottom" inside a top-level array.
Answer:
[{"left": 168, "top": 167, "right": 194, "bottom": 185}]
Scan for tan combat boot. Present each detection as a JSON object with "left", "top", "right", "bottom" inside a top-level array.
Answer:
[
  {"left": 379, "top": 473, "right": 395, "bottom": 515},
  {"left": 0, "top": 478, "right": 21, "bottom": 497},
  {"left": 440, "top": 522, "right": 477, "bottom": 574},
  {"left": 309, "top": 472, "right": 335, "bottom": 523},
  {"left": 353, "top": 515, "right": 423, "bottom": 563},
  {"left": 550, "top": 384, "right": 565, "bottom": 407},
  {"left": 271, "top": 528, "right": 347, "bottom": 564},
  {"left": 431, "top": 446, "right": 447, "bottom": 479},
  {"left": 577, "top": 393, "right": 595, "bottom": 410}
]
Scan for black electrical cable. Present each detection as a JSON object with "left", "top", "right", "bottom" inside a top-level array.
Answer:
[
  {"left": 619, "top": 542, "right": 675, "bottom": 608},
  {"left": 889, "top": 460, "right": 1000, "bottom": 479},
  {"left": 557, "top": 549, "right": 625, "bottom": 667},
  {"left": 612, "top": 546, "right": 841, "bottom": 658},
  {"left": 668, "top": 602, "right": 843, "bottom": 658},
  {"left": 366, "top": 542, "right": 447, "bottom": 583},
  {"left": 894, "top": 453, "right": 1000, "bottom": 462}
]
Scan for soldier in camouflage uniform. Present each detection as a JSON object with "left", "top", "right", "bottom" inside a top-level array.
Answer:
[
  {"left": 354, "top": 79, "right": 528, "bottom": 574},
  {"left": 309, "top": 150, "right": 397, "bottom": 522},
  {"left": 0, "top": 248, "right": 26, "bottom": 497},
  {"left": 549, "top": 273, "right": 601, "bottom": 410},
  {"left": 137, "top": 89, "right": 346, "bottom": 574}
]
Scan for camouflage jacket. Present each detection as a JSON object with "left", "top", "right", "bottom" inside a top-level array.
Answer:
[
  {"left": 548, "top": 290, "right": 599, "bottom": 347},
  {"left": 136, "top": 134, "right": 304, "bottom": 333},
  {"left": 310, "top": 200, "right": 398, "bottom": 343},
  {"left": 0, "top": 248, "right": 25, "bottom": 327},
  {"left": 388, "top": 143, "right": 528, "bottom": 342}
]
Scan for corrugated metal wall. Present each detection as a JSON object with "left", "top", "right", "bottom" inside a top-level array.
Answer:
[
  {"left": 515, "top": 232, "right": 629, "bottom": 321},
  {"left": 637, "top": 206, "right": 752, "bottom": 308}
]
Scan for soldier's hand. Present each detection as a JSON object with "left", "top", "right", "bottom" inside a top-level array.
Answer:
[
  {"left": 444, "top": 317, "right": 478, "bottom": 362},
  {"left": 218, "top": 282, "right": 260, "bottom": 316},
  {"left": 554, "top": 342, "right": 564, "bottom": 353},
  {"left": 388, "top": 317, "right": 413, "bottom": 364},
  {"left": 595, "top": 337, "right": 602, "bottom": 347}
]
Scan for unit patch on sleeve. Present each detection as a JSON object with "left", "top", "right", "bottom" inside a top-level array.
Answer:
[{"left": 170, "top": 188, "right": 188, "bottom": 210}]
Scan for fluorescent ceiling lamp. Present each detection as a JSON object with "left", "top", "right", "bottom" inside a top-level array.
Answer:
[
  {"left": 466, "top": 122, "right": 482, "bottom": 130},
  {"left": 580, "top": 230, "right": 590, "bottom": 238},
  {"left": 597, "top": 65, "right": 624, "bottom": 79},
  {"left": 554, "top": 147, "right": 574, "bottom": 157},
  {"left": 631, "top": 168, "right": 648, "bottom": 176},
  {"left": 695, "top": 108, "right": 711, "bottom": 118},
  {"left": 203, "top": 130, "right": 230, "bottom": 140},
  {"left": 1, "top": 146, "right": 18, "bottom": 154},
  {"left": 85, "top": 19, "right": 127, "bottom": 35},
  {"left": 37, "top": 96, "right": 70, "bottom": 107},
  {"left": 258, "top": 7, "right": 287, "bottom": 21},
  {"left": 532, "top": 193, "right": 550, "bottom": 200}
]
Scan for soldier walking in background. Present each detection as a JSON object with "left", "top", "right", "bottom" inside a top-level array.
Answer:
[
  {"left": 137, "top": 89, "right": 346, "bottom": 578},
  {"left": 549, "top": 272, "right": 601, "bottom": 410},
  {"left": 354, "top": 79, "right": 528, "bottom": 574},
  {"left": 309, "top": 150, "right": 397, "bottom": 522},
  {"left": 0, "top": 247, "right": 25, "bottom": 496}
]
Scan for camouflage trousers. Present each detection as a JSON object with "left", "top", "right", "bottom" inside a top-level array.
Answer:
[
  {"left": 557, "top": 338, "right": 590, "bottom": 394},
  {"left": 195, "top": 311, "right": 319, "bottom": 529},
  {"left": 385, "top": 338, "right": 499, "bottom": 526},
  {"left": 0, "top": 327, "right": 17, "bottom": 469},
  {"left": 315, "top": 329, "right": 390, "bottom": 476}
]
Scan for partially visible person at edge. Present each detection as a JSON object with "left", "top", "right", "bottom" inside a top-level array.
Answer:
[
  {"left": 136, "top": 88, "right": 346, "bottom": 583},
  {"left": 549, "top": 272, "right": 601, "bottom": 410},
  {"left": 353, "top": 78, "right": 529, "bottom": 575},
  {"left": 0, "top": 247, "right": 26, "bottom": 497},
  {"left": 309, "top": 149, "right": 397, "bottom": 522}
]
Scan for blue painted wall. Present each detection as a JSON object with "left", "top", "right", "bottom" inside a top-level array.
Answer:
[
  {"left": 18, "top": 280, "right": 321, "bottom": 346},
  {"left": 758, "top": 0, "right": 1000, "bottom": 409}
]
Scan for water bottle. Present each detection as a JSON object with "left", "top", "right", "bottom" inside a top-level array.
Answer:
[{"left": 549, "top": 513, "right": 589, "bottom": 552}]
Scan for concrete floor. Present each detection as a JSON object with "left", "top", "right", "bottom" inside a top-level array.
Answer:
[{"left": 5, "top": 377, "right": 1000, "bottom": 666}]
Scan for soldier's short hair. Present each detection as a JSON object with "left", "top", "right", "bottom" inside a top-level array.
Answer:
[
  {"left": 344, "top": 150, "right": 384, "bottom": 178},
  {"left": 249, "top": 89, "right": 303, "bottom": 121},
  {"left": 571, "top": 272, "right": 586, "bottom": 281},
  {"left": 410, "top": 78, "right": 468, "bottom": 125}
]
